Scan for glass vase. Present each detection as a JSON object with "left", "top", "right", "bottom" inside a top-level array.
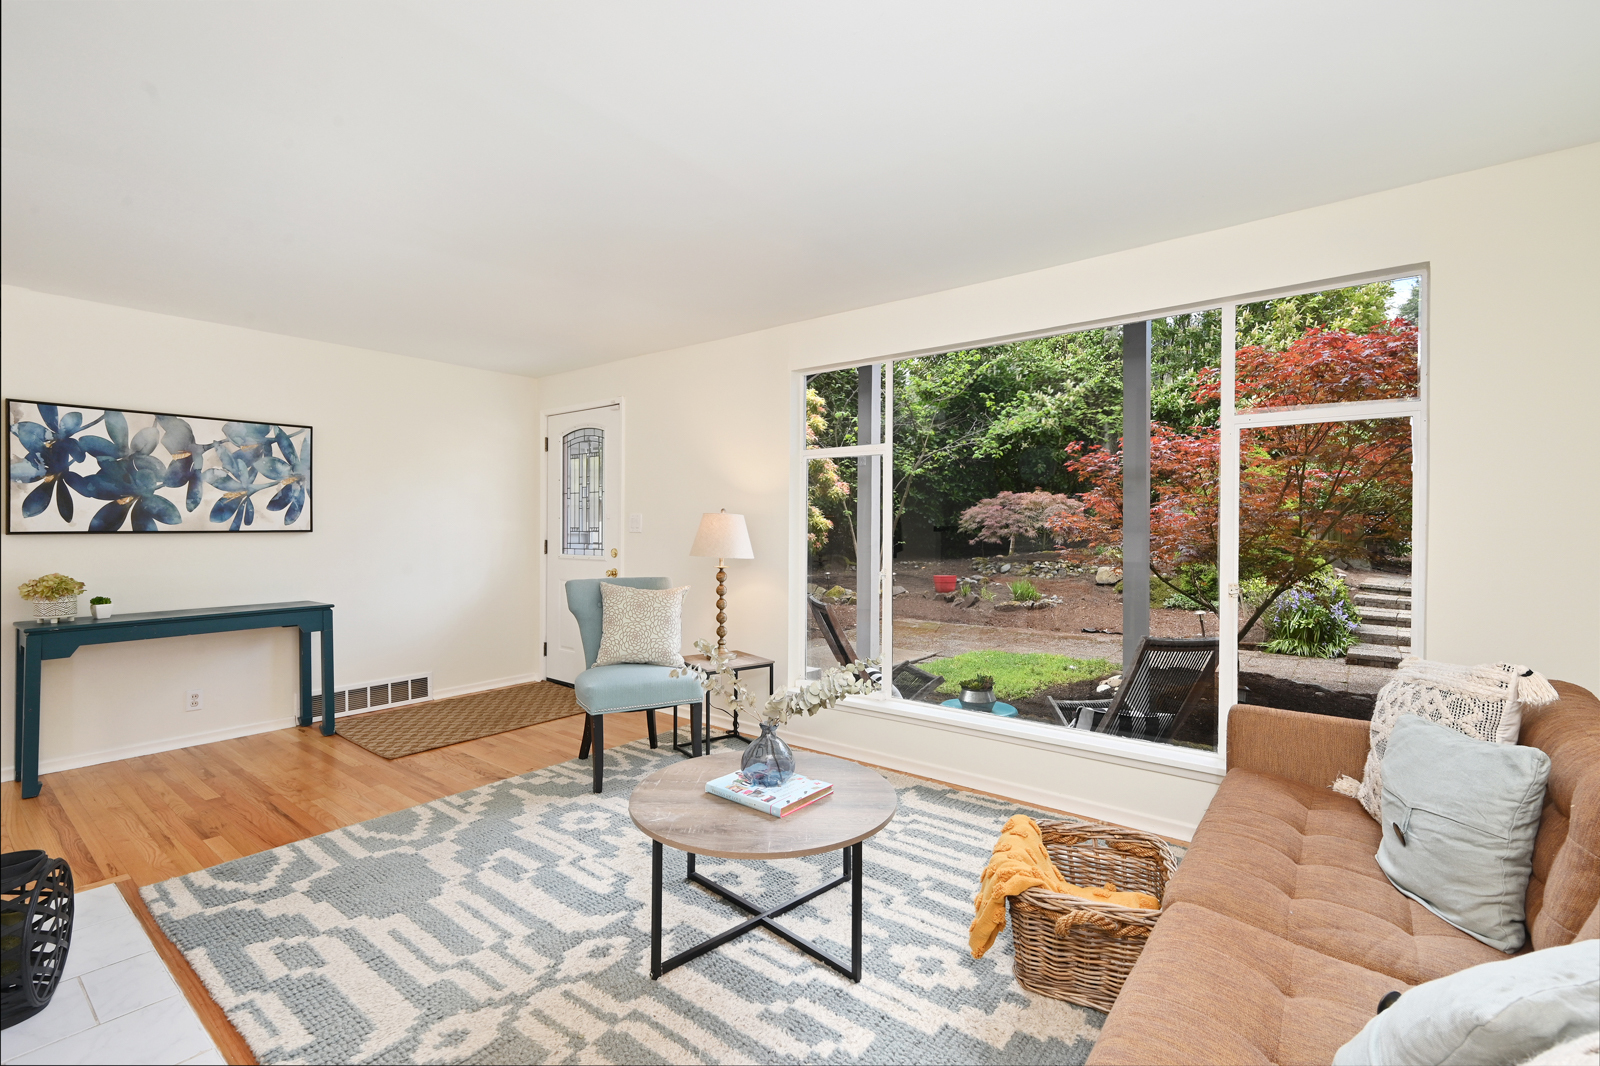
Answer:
[{"left": 740, "top": 720, "right": 796, "bottom": 788}]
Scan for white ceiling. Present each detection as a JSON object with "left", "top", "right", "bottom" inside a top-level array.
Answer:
[{"left": 4, "top": 2, "right": 1598, "bottom": 377}]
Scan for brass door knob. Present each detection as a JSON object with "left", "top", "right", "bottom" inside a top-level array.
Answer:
[{"left": 605, "top": 568, "right": 619, "bottom": 577}]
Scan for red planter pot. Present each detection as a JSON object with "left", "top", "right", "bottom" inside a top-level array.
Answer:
[{"left": 932, "top": 575, "right": 959, "bottom": 594}]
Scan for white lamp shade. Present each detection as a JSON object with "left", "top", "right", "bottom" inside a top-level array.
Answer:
[{"left": 689, "top": 511, "right": 754, "bottom": 559}]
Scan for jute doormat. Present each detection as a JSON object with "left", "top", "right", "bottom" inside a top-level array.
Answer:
[{"left": 334, "top": 681, "right": 582, "bottom": 758}]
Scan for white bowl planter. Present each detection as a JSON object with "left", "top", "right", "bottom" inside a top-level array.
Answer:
[
  {"left": 31, "top": 596, "right": 78, "bottom": 623},
  {"left": 91, "top": 603, "right": 114, "bottom": 620}
]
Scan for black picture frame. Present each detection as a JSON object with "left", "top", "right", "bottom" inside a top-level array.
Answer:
[{"left": 6, "top": 398, "right": 314, "bottom": 534}]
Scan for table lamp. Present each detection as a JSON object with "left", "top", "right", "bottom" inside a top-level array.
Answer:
[{"left": 689, "top": 509, "right": 754, "bottom": 654}]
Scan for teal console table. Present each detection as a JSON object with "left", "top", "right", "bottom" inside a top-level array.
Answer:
[{"left": 12, "top": 601, "right": 334, "bottom": 799}]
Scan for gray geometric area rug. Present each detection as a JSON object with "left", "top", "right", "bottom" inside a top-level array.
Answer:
[{"left": 143, "top": 739, "right": 1132, "bottom": 1065}]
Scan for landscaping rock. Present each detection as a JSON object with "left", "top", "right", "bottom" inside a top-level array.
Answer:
[
  {"left": 999, "top": 563, "right": 1012, "bottom": 573},
  {"left": 892, "top": 586, "right": 907, "bottom": 596},
  {"left": 959, "top": 594, "right": 980, "bottom": 609},
  {"left": 1095, "top": 566, "right": 1118, "bottom": 586}
]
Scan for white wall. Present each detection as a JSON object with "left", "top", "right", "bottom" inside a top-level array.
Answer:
[
  {"left": 538, "top": 143, "right": 1600, "bottom": 839},
  {"left": 2, "top": 287, "right": 542, "bottom": 778}
]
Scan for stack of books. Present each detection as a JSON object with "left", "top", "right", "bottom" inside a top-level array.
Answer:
[{"left": 706, "top": 770, "right": 833, "bottom": 817}]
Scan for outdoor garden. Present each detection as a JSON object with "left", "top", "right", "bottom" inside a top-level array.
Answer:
[{"left": 806, "top": 279, "right": 1419, "bottom": 738}]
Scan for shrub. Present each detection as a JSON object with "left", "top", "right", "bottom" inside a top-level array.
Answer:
[
  {"left": 1008, "top": 579, "right": 1041, "bottom": 602},
  {"left": 1158, "top": 563, "right": 1219, "bottom": 610},
  {"left": 1260, "top": 569, "right": 1361, "bottom": 658},
  {"left": 18, "top": 573, "right": 85, "bottom": 601}
]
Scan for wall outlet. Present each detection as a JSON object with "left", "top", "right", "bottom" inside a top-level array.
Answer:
[
  {"left": 628, "top": 513, "right": 644, "bottom": 533},
  {"left": 186, "top": 689, "right": 203, "bottom": 712}
]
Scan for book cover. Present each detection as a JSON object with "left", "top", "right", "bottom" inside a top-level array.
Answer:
[{"left": 706, "top": 771, "right": 833, "bottom": 817}]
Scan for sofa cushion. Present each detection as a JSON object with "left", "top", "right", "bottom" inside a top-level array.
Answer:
[
  {"left": 1520, "top": 682, "right": 1600, "bottom": 950},
  {"left": 1162, "top": 768, "right": 1507, "bottom": 985},
  {"left": 1331, "top": 940, "right": 1600, "bottom": 1066},
  {"left": 1086, "top": 903, "right": 1401, "bottom": 1066}
]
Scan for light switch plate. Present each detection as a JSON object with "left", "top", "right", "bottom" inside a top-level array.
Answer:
[{"left": 628, "top": 513, "right": 644, "bottom": 533}]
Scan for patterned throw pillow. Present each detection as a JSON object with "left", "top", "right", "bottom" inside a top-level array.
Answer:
[
  {"left": 593, "top": 583, "right": 688, "bottom": 668},
  {"left": 1332, "top": 658, "right": 1559, "bottom": 821}
]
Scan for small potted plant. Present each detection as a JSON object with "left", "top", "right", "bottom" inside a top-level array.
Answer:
[
  {"left": 959, "top": 675, "right": 997, "bottom": 710},
  {"left": 90, "top": 596, "right": 114, "bottom": 620},
  {"left": 18, "top": 574, "right": 86, "bottom": 624}
]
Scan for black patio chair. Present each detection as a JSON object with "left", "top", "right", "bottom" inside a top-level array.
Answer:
[
  {"left": 805, "top": 594, "right": 941, "bottom": 700},
  {"left": 1048, "top": 636, "right": 1219, "bottom": 743}
]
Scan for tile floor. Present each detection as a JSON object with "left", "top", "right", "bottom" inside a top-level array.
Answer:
[{"left": 2, "top": 884, "right": 223, "bottom": 1066}]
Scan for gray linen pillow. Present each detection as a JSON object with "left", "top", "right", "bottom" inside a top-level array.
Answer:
[
  {"left": 593, "top": 582, "right": 687, "bottom": 668},
  {"left": 1377, "top": 714, "right": 1550, "bottom": 952},
  {"left": 1332, "top": 940, "right": 1599, "bottom": 1066}
]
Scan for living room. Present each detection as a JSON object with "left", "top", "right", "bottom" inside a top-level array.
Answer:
[{"left": 2, "top": 5, "right": 1597, "bottom": 1065}]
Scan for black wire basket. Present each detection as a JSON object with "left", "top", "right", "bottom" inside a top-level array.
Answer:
[{"left": 1, "top": 850, "right": 75, "bottom": 1030}]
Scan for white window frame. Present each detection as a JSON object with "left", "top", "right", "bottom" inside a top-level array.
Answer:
[{"left": 792, "top": 266, "right": 1427, "bottom": 780}]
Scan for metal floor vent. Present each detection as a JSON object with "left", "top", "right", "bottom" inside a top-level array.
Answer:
[{"left": 311, "top": 674, "right": 431, "bottom": 718}]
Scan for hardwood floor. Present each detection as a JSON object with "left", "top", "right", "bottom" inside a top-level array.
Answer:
[
  {"left": 1, "top": 709, "right": 653, "bottom": 886},
  {"left": 1, "top": 707, "right": 1176, "bottom": 1065}
]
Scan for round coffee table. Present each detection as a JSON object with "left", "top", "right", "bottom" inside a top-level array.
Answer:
[{"left": 629, "top": 749, "right": 897, "bottom": 981}]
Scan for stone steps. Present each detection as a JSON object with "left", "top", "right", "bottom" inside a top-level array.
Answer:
[
  {"left": 1355, "top": 623, "right": 1410, "bottom": 647},
  {"left": 1347, "top": 642, "right": 1408, "bottom": 668},
  {"left": 1358, "top": 606, "right": 1412, "bottom": 625},
  {"left": 1347, "top": 576, "right": 1413, "bottom": 667}
]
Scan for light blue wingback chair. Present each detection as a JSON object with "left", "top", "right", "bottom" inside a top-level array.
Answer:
[{"left": 566, "top": 577, "right": 707, "bottom": 793}]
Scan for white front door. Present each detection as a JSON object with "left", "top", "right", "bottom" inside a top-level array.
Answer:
[{"left": 545, "top": 405, "right": 621, "bottom": 684}]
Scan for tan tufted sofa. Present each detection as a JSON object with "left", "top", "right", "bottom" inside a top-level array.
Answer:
[{"left": 1087, "top": 682, "right": 1600, "bottom": 1066}]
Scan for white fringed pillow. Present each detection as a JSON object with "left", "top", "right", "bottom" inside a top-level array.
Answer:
[
  {"left": 1332, "top": 658, "right": 1559, "bottom": 821},
  {"left": 593, "top": 583, "right": 688, "bottom": 668}
]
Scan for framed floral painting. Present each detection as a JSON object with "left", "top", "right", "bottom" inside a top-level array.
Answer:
[{"left": 6, "top": 399, "right": 312, "bottom": 533}]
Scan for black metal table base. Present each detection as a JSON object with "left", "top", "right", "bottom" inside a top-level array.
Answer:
[
  {"left": 671, "top": 704, "right": 747, "bottom": 755},
  {"left": 650, "top": 841, "right": 864, "bottom": 982},
  {"left": 670, "top": 660, "right": 774, "bottom": 757}
]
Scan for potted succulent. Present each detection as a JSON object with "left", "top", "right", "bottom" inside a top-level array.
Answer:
[
  {"left": 675, "top": 639, "right": 879, "bottom": 787},
  {"left": 18, "top": 573, "right": 86, "bottom": 624},
  {"left": 959, "top": 675, "right": 997, "bottom": 710},
  {"left": 90, "top": 596, "right": 113, "bottom": 620}
]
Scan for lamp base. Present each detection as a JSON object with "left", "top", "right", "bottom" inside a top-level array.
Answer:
[{"left": 714, "top": 564, "right": 727, "bottom": 655}]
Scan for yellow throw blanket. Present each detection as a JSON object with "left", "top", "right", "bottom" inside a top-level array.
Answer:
[{"left": 969, "top": 815, "right": 1160, "bottom": 958}]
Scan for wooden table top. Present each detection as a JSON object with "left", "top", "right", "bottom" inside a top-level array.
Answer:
[{"left": 629, "top": 751, "right": 897, "bottom": 860}]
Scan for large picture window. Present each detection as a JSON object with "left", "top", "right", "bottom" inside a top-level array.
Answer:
[{"left": 798, "top": 272, "right": 1424, "bottom": 764}]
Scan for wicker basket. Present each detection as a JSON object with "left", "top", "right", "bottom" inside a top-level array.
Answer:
[{"left": 1007, "top": 820, "right": 1177, "bottom": 1012}]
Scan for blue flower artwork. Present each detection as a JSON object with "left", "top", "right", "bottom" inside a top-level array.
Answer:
[{"left": 7, "top": 400, "right": 312, "bottom": 534}]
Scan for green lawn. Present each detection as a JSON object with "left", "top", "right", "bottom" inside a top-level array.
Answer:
[{"left": 926, "top": 650, "right": 1119, "bottom": 701}]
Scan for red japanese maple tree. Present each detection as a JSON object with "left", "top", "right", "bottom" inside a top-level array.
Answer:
[
  {"left": 958, "top": 490, "right": 1082, "bottom": 554},
  {"left": 1046, "top": 322, "right": 1417, "bottom": 636}
]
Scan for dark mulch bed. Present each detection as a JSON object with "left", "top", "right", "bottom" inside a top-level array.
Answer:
[{"left": 1240, "top": 672, "right": 1377, "bottom": 720}]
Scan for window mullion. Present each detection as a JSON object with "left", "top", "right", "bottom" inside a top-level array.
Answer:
[{"left": 1218, "top": 304, "right": 1240, "bottom": 768}]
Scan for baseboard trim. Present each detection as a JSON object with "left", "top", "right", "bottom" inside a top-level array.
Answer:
[
  {"left": 785, "top": 733, "right": 1201, "bottom": 841},
  {"left": 433, "top": 672, "right": 545, "bottom": 699},
  {"left": 2, "top": 716, "right": 299, "bottom": 782}
]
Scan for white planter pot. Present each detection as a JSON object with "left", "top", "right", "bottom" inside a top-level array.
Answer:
[
  {"left": 32, "top": 596, "right": 78, "bottom": 623},
  {"left": 91, "top": 603, "right": 114, "bottom": 620}
]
